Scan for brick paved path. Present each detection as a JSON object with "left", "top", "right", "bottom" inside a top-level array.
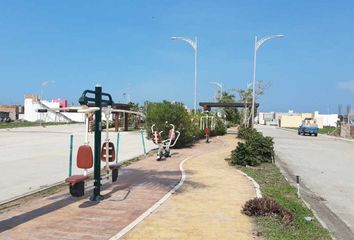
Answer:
[{"left": 0, "top": 134, "right": 258, "bottom": 240}]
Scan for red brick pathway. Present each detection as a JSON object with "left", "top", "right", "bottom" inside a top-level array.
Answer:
[{"left": 0, "top": 138, "right": 223, "bottom": 240}]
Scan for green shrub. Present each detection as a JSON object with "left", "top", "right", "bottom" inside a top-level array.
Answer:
[
  {"left": 250, "top": 135, "right": 274, "bottom": 163},
  {"left": 230, "top": 142, "right": 259, "bottom": 166},
  {"left": 230, "top": 128, "right": 274, "bottom": 166},
  {"left": 238, "top": 127, "right": 259, "bottom": 140},
  {"left": 144, "top": 101, "right": 199, "bottom": 148},
  {"left": 212, "top": 117, "right": 227, "bottom": 136}
]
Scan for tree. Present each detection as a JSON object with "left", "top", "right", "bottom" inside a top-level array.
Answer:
[
  {"left": 218, "top": 92, "right": 241, "bottom": 125},
  {"left": 144, "top": 101, "right": 200, "bottom": 148},
  {"left": 237, "top": 80, "right": 270, "bottom": 127}
]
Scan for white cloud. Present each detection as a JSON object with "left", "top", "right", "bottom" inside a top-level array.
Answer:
[{"left": 338, "top": 81, "right": 354, "bottom": 92}]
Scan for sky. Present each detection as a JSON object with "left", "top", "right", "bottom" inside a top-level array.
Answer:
[{"left": 0, "top": 0, "right": 354, "bottom": 113}]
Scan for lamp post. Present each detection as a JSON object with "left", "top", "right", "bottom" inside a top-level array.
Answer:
[
  {"left": 251, "top": 34, "right": 284, "bottom": 127},
  {"left": 171, "top": 36, "right": 198, "bottom": 112},
  {"left": 40, "top": 80, "right": 55, "bottom": 101},
  {"left": 123, "top": 92, "right": 131, "bottom": 103},
  {"left": 210, "top": 81, "right": 223, "bottom": 101}
]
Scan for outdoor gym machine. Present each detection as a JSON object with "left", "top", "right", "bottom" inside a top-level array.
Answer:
[
  {"left": 200, "top": 112, "right": 215, "bottom": 143},
  {"left": 38, "top": 85, "right": 146, "bottom": 201},
  {"left": 77, "top": 85, "right": 115, "bottom": 201},
  {"left": 151, "top": 123, "right": 180, "bottom": 161}
]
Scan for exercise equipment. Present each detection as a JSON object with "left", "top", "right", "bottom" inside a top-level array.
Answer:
[
  {"left": 200, "top": 113, "right": 215, "bottom": 143},
  {"left": 39, "top": 85, "right": 144, "bottom": 201},
  {"left": 151, "top": 123, "right": 180, "bottom": 161},
  {"left": 101, "top": 106, "right": 120, "bottom": 183},
  {"left": 64, "top": 107, "right": 98, "bottom": 197}
]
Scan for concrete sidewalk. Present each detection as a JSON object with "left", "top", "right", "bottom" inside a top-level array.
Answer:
[
  {"left": 123, "top": 134, "right": 259, "bottom": 240},
  {"left": 0, "top": 134, "right": 258, "bottom": 240}
]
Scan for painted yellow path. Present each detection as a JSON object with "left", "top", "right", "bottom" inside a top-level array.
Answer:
[{"left": 123, "top": 134, "right": 259, "bottom": 240}]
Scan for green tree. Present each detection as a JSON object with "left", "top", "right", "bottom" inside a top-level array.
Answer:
[
  {"left": 237, "top": 80, "right": 270, "bottom": 127},
  {"left": 144, "top": 101, "right": 200, "bottom": 147},
  {"left": 218, "top": 92, "right": 241, "bottom": 125}
]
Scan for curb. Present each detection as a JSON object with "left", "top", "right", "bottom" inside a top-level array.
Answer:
[
  {"left": 109, "top": 155, "right": 193, "bottom": 240},
  {"left": 236, "top": 170, "right": 262, "bottom": 198}
]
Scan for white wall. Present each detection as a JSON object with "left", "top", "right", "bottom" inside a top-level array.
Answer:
[
  {"left": 319, "top": 114, "right": 338, "bottom": 127},
  {"left": 24, "top": 98, "right": 85, "bottom": 123}
]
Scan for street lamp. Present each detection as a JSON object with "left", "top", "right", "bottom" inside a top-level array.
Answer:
[
  {"left": 123, "top": 92, "right": 131, "bottom": 103},
  {"left": 171, "top": 36, "right": 198, "bottom": 112},
  {"left": 251, "top": 34, "right": 284, "bottom": 127},
  {"left": 210, "top": 81, "right": 223, "bottom": 101},
  {"left": 40, "top": 80, "right": 55, "bottom": 101}
]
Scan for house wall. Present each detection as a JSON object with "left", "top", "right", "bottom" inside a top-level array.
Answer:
[
  {"left": 0, "top": 105, "right": 20, "bottom": 120},
  {"left": 279, "top": 113, "right": 324, "bottom": 128},
  {"left": 318, "top": 114, "right": 338, "bottom": 127},
  {"left": 24, "top": 97, "right": 85, "bottom": 123}
]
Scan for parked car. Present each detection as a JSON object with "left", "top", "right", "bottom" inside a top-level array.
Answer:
[{"left": 298, "top": 118, "right": 319, "bottom": 136}]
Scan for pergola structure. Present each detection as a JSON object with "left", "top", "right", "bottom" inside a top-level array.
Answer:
[
  {"left": 112, "top": 103, "right": 131, "bottom": 132},
  {"left": 199, "top": 102, "right": 259, "bottom": 110},
  {"left": 199, "top": 102, "right": 260, "bottom": 126}
]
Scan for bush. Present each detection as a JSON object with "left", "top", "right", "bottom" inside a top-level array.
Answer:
[
  {"left": 242, "top": 197, "right": 293, "bottom": 224},
  {"left": 212, "top": 117, "right": 227, "bottom": 136},
  {"left": 238, "top": 127, "right": 259, "bottom": 140},
  {"left": 230, "top": 142, "right": 259, "bottom": 166},
  {"left": 230, "top": 127, "right": 274, "bottom": 166},
  {"left": 144, "top": 101, "right": 199, "bottom": 148},
  {"left": 248, "top": 133, "right": 274, "bottom": 163}
]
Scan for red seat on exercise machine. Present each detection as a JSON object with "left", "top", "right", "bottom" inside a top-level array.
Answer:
[
  {"left": 101, "top": 142, "right": 115, "bottom": 162},
  {"left": 204, "top": 127, "right": 210, "bottom": 135},
  {"left": 77, "top": 145, "right": 94, "bottom": 169},
  {"left": 65, "top": 175, "right": 89, "bottom": 184},
  {"left": 153, "top": 132, "right": 161, "bottom": 144},
  {"left": 109, "top": 164, "right": 121, "bottom": 170},
  {"left": 169, "top": 129, "right": 176, "bottom": 141},
  {"left": 65, "top": 145, "right": 93, "bottom": 184}
]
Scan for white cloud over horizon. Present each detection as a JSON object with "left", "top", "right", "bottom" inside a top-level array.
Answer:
[{"left": 337, "top": 81, "right": 354, "bottom": 92}]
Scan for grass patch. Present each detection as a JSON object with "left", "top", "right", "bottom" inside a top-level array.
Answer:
[
  {"left": 0, "top": 121, "right": 76, "bottom": 129},
  {"left": 318, "top": 126, "right": 336, "bottom": 135},
  {"left": 285, "top": 126, "right": 337, "bottom": 135},
  {"left": 237, "top": 163, "right": 331, "bottom": 240}
]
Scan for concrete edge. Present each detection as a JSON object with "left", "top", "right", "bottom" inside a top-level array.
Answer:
[
  {"left": 236, "top": 169, "right": 262, "bottom": 198},
  {"left": 109, "top": 155, "right": 193, "bottom": 240}
]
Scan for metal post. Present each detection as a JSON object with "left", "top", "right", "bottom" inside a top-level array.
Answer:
[
  {"left": 140, "top": 129, "right": 147, "bottom": 155},
  {"left": 114, "top": 112, "right": 119, "bottom": 132},
  {"left": 116, "top": 132, "right": 120, "bottom": 163},
  {"left": 69, "top": 134, "right": 73, "bottom": 177},
  {"left": 296, "top": 175, "right": 300, "bottom": 198},
  {"left": 124, "top": 112, "right": 129, "bottom": 131},
  {"left": 91, "top": 85, "right": 103, "bottom": 201},
  {"left": 251, "top": 36, "right": 257, "bottom": 128},
  {"left": 194, "top": 36, "right": 198, "bottom": 113}
]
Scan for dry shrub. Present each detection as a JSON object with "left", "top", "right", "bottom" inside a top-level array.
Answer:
[{"left": 242, "top": 197, "right": 293, "bottom": 223}]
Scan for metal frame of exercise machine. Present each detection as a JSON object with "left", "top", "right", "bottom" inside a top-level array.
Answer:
[{"left": 151, "top": 123, "right": 180, "bottom": 160}]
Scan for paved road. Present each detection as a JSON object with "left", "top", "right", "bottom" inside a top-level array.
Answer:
[
  {"left": 258, "top": 125, "right": 354, "bottom": 239},
  {"left": 0, "top": 124, "right": 155, "bottom": 203}
]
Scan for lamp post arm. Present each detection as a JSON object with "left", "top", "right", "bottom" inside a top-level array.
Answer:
[{"left": 256, "top": 34, "right": 285, "bottom": 51}]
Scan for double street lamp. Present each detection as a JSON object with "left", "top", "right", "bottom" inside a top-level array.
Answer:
[
  {"left": 251, "top": 34, "right": 285, "bottom": 127},
  {"left": 171, "top": 36, "right": 198, "bottom": 112},
  {"left": 210, "top": 81, "right": 223, "bottom": 101}
]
